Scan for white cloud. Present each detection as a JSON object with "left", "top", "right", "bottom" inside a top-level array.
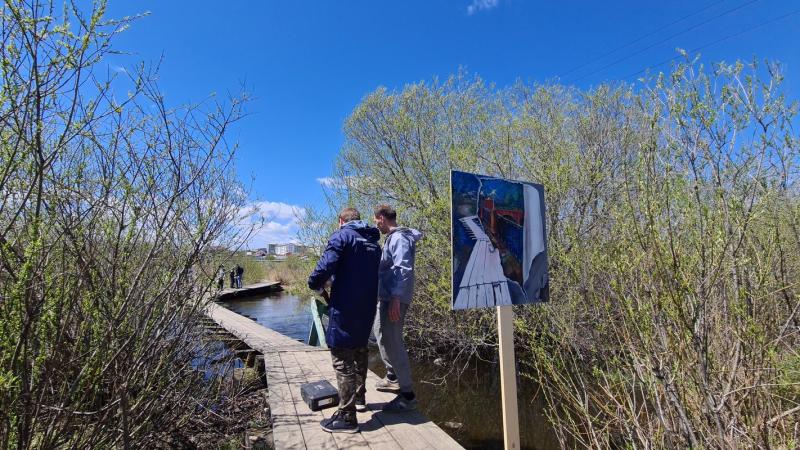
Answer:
[
  {"left": 235, "top": 200, "right": 305, "bottom": 249},
  {"left": 246, "top": 221, "right": 298, "bottom": 248},
  {"left": 467, "top": 0, "right": 499, "bottom": 15},
  {"left": 248, "top": 202, "right": 304, "bottom": 220}
]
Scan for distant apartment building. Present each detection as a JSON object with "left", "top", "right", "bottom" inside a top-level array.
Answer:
[{"left": 273, "top": 243, "right": 306, "bottom": 256}]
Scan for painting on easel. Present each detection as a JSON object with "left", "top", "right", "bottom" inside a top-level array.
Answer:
[{"left": 451, "top": 170, "right": 549, "bottom": 309}]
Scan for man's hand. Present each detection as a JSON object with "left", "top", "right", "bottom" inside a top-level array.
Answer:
[
  {"left": 389, "top": 297, "right": 401, "bottom": 322},
  {"left": 313, "top": 287, "right": 330, "bottom": 304}
]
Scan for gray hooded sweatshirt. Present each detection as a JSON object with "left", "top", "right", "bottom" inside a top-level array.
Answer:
[{"left": 377, "top": 227, "right": 424, "bottom": 304}]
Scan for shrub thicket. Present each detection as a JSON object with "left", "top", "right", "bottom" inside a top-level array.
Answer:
[
  {"left": 314, "top": 62, "right": 800, "bottom": 447},
  {"left": 0, "top": 2, "right": 251, "bottom": 448}
]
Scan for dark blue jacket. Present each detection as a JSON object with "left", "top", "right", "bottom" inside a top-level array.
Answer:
[{"left": 308, "top": 220, "right": 381, "bottom": 348}]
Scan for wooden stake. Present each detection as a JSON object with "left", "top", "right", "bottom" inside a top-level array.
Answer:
[{"left": 497, "top": 305, "right": 520, "bottom": 450}]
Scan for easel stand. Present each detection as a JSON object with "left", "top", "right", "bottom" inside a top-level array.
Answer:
[{"left": 497, "top": 305, "right": 520, "bottom": 449}]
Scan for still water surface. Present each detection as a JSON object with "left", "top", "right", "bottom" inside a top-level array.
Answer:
[{"left": 225, "top": 291, "right": 558, "bottom": 450}]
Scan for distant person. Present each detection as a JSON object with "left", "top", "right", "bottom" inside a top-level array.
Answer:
[
  {"left": 217, "top": 264, "right": 225, "bottom": 290},
  {"left": 229, "top": 267, "right": 236, "bottom": 289},
  {"left": 308, "top": 207, "right": 381, "bottom": 433},
  {"left": 373, "top": 204, "right": 423, "bottom": 412},
  {"left": 235, "top": 264, "right": 244, "bottom": 288}
]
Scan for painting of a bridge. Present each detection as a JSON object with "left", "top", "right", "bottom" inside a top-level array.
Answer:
[{"left": 451, "top": 171, "right": 549, "bottom": 309}]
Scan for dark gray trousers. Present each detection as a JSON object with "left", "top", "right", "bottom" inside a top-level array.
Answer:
[{"left": 329, "top": 346, "right": 368, "bottom": 415}]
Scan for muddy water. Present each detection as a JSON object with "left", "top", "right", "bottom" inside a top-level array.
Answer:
[{"left": 225, "top": 291, "right": 559, "bottom": 450}]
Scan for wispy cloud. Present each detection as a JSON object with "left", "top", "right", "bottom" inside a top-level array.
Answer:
[
  {"left": 316, "top": 177, "right": 344, "bottom": 188},
  {"left": 467, "top": 0, "right": 499, "bottom": 15},
  {"left": 235, "top": 201, "right": 305, "bottom": 248},
  {"left": 316, "top": 176, "right": 374, "bottom": 190}
]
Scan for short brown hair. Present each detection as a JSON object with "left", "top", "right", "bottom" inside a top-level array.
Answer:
[
  {"left": 374, "top": 204, "right": 397, "bottom": 221},
  {"left": 339, "top": 207, "right": 361, "bottom": 222}
]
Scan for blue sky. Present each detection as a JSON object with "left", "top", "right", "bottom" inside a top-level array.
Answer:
[{"left": 104, "top": 0, "right": 800, "bottom": 247}]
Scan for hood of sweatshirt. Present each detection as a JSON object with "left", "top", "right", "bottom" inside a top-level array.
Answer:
[
  {"left": 388, "top": 226, "right": 423, "bottom": 243},
  {"left": 341, "top": 220, "right": 380, "bottom": 243}
]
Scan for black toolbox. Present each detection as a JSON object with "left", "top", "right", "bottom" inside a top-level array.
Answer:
[{"left": 300, "top": 380, "right": 339, "bottom": 411}]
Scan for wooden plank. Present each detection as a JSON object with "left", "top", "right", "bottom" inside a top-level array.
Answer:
[
  {"left": 207, "top": 303, "right": 312, "bottom": 353},
  {"left": 264, "top": 352, "right": 307, "bottom": 449},
  {"left": 493, "top": 283, "right": 503, "bottom": 308},
  {"left": 364, "top": 374, "right": 461, "bottom": 449},
  {"left": 488, "top": 249, "right": 502, "bottom": 307},
  {"left": 476, "top": 244, "right": 489, "bottom": 309},
  {"left": 474, "top": 241, "right": 487, "bottom": 289},
  {"left": 497, "top": 305, "right": 520, "bottom": 450},
  {"left": 208, "top": 302, "right": 462, "bottom": 449},
  {"left": 468, "top": 284, "right": 478, "bottom": 310},
  {"left": 307, "top": 352, "right": 463, "bottom": 450},
  {"left": 216, "top": 281, "right": 282, "bottom": 300},
  {"left": 306, "top": 351, "right": 426, "bottom": 449},
  {"left": 454, "top": 287, "right": 469, "bottom": 309},
  {"left": 458, "top": 239, "right": 479, "bottom": 289},
  {"left": 279, "top": 352, "right": 339, "bottom": 450},
  {"left": 304, "top": 353, "right": 401, "bottom": 450},
  {"left": 498, "top": 281, "right": 512, "bottom": 306},
  {"left": 291, "top": 351, "right": 374, "bottom": 449},
  {"left": 455, "top": 235, "right": 481, "bottom": 309},
  {"left": 484, "top": 284, "right": 495, "bottom": 309},
  {"left": 476, "top": 285, "right": 487, "bottom": 309}
]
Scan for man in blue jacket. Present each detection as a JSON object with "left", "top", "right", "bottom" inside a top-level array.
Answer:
[
  {"left": 372, "top": 204, "right": 423, "bottom": 412},
  {"left": 308, "top": 207, "right": 381, "bottom": 433}
]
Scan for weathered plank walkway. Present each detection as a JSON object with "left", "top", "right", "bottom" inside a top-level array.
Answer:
[
  {"left": 207, "top": 303, "right": 464, "bottom": 449},
  {"left": 216, "top": 281, "right": 282, "bottom": 301}
]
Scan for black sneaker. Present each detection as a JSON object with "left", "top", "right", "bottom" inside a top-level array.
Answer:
[
  {"left": 355, "top": 396, "right": 367, "bottom": 412},
  {"left": 321, "top": 410, "right": 359, "bottom": 433},
  {"left": 382, "top": 394, "right": 418, "bottom": 413}
]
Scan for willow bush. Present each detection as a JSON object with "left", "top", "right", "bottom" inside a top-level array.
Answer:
[
  {"left": 315, "top": 61, "right": 800, "bottom": 447},
  {"left": 0, "top": 2, "right": 251, "bottom": 448}
]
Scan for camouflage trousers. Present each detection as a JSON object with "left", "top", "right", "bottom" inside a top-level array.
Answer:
[{"left": 329, "top": 346, "right": 369, "bottom": 415}]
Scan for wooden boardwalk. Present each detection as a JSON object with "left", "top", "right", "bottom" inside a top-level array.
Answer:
[
  {"left": 216, "top": 281, "right": 282, "bottom": 301},
  {"left": 207, "top": 303, "right": 464, "bottom": 449},
  {"left": 453, "top": 215, "right": 512, "bottom": 309}
]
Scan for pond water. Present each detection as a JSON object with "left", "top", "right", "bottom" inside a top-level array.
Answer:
[{"left": 225, "top": 291, "right": 559, "bottom": 450}]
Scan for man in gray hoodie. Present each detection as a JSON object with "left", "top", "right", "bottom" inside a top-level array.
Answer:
[{"left": 372, "top": 204, "right": 423, "bottom": 412}]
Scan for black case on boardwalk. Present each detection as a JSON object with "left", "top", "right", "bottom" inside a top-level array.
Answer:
[{"left": 300, "top": 380, "right": 339, "bottom": 411}]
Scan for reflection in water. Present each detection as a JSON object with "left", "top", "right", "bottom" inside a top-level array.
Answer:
[
  {"left": 225, "top": 292, "right": 558, "bottom": 450},
  {"left": 224, "top": 292, "right": 312, "bottom": 341},
  {"left": 191, "top": 340, "right": 243, "bottom": 381}
]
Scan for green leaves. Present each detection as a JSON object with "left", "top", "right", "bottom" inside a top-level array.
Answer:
[{"left": 323, "top": 58, "right": 800, "bottom": 448}]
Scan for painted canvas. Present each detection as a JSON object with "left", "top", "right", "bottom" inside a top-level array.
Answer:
[{"left": 451, "top": 170, "right": 549, "bottom": 309}]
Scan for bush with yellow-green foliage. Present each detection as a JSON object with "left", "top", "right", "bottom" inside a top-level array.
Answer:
[
  {"left": 0, "top": 2, "right": 251, "bottom": 448},
  {"left": 313, "top": 61, "right": 800, "bottom": 448}
]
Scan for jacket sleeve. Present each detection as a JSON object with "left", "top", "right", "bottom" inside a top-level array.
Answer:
[
  {"left": 308, "top": 231, "right": 345, "bottom": 291},
  {"left": 388, "top": 234, "right": 413, "bottom": 298}
]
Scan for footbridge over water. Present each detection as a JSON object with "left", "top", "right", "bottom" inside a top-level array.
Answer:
[{"left": 206, "top": 285, "right": 463, "bottom": 450}]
